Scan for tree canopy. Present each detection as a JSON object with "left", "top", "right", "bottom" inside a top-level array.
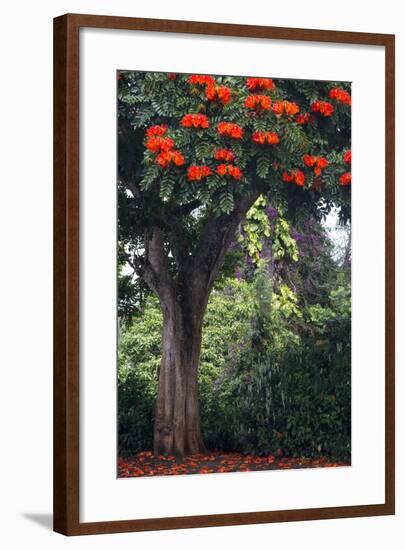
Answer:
[
  {"left": 118, "top": 71, "right": 351, "bottom": 304},
  {"left": 117, "top": 70, "right": 351, "bottom": 458}
]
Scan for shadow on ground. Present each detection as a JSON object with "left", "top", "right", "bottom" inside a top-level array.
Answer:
[{"left": 23, "top": 513, "right": 53, "bottom": 531}]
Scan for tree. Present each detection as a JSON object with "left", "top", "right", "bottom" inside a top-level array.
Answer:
[{"left": 118, "top": 71, "right": 351, "bottom": 457}]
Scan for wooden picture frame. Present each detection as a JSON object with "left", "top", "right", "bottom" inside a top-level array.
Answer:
[{"left": 53, "top": 13, "right": 395, "bottom": 536}]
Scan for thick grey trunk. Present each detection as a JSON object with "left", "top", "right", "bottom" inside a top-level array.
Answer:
[{"left": 153, "top": 299, "right": 206, "bottom": 457}]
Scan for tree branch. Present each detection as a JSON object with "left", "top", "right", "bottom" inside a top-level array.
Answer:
[
  {"left": 193, "top": 191, "right": 260, "bottom": 289},
  {"left": 142, "top": 226, "right": 175, "bottom": 308}
]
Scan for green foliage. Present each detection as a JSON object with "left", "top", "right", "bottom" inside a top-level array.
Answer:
[
  {"left": 241, "top": 196, "right": 271, "bottom": 263},
  {"left": 117, "top": 299, "right": 161, "bottom": 454},
  {"left": 200, "top": 271, "right": 350, "bottom": 460},
  {"left": 118, "top": 365, "right": 155, "bottom": 456},
  {"left": 241, "top": 196, "right": 298, "bottom": 265},
  {"left": 273, "top": 216, "right": 299, "bottom": 261},
  {"left": 118, "top": 270, "right": 351, "bottom": 461},
  {"left": 272, "top": 284, "right": 302, "bottom": 319},
  {"left": 256, "top": 154, "right": 271, "bottom": 179}
]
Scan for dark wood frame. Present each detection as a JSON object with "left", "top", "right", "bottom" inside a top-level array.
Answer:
[{"left": 53, "top": 13, "right": 395, "bottom": 536}]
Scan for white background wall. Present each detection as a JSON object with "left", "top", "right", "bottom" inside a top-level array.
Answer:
[{"left": 0, "top": 1, "right": 403, "bottom": 548}]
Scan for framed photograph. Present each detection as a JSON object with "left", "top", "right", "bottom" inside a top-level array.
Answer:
[{"left": 53, "top": 13, "right": 395, "bottom": 535}]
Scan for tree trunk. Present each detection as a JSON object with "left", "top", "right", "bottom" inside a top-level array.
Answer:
[
  {"left": 153, "top": 295, "right": 206, "bottom": 457},
  {"left": 135, "top": 194, "right": 260, "bottom": 457}
]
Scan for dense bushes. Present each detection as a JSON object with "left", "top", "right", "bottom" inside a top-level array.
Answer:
[{"left": 118, "top": 262, "right": 351, "bottom": 462}]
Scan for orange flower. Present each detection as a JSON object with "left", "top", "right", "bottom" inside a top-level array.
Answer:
[
  {"left": 187, "top": 165, "right": 212, "bottom": 181},
  {"left": 303, "top": 154, "right": 316, "bottom": 167},
  {"left": 272, "top": 102, "right": 284, "bottom": 116},
  {"left": 267, "top": 132, "right": 280, "bottom": 144},
  {"left": 282, "top": 170, "right": 305, "bottom": 186},
  {"left": 311, "top": 100, "right": 334, "bottom": 117},
  {"left": 145, "top": 136, "right": 174, "bottom": 153},
  {"left": 244, "top": 95, "right": 256, "bottom": 109},
  {"left": 304, "top": 154, "right": 328, "bottom": 176},
  {"left": 167, "top": 73, "right": 177, "bottom": 80},
  {"left": 172, "top": 151, "right": 185, "bottom": 166},
  {"left": 316, "top": 157, "right": 328, "bottom": 170},
  {"left": 296, "top": 113, "right": 310, "bottom": 125},
  {"left": 252, "top": 131, "right": 266, "bottom": 144},
  {"left": 339, "top": 172, "right": 351, "bottom": 186},
  {"left": 284, "top": 101, "right": 300, "bottom": 115},
  {"left": 244, "top": 94, "right": 272, "bottom": 110},
  {"left": 216, "top": 164, "right": 242, "bottom": 179},
  {"left": 156, "top": 150, "right": 185, "bottom": 168},
  {"left": 252, "top": 131, "right": 280, "bottom": 145},
  {"left": 344, "top": 150, "right": 352, "bottom": 164},
  {"left": 206, "top": 85, "right": 232, "bottom": 105},
  {"left": 188, "top": 74, "right": 215, "bottom": 86},
  {"left": 282, "top": 171, "right": 293, "bottom": 182},
  {"left": 272, "top": 101, "right": 300, "bottom": 116},
  {"left": 216, "top": 163, "right": 227, "bottom": 176},
  {"left": 229, "top": 166, "right": 242, "bottom": 179},
  {"left": 217, "top": 122, "right": 244, "bottom": 138},
  {"left": 329, "top": 87, "right": 351, "bottom": 105},
  {"left": 146, "top": 124, "right": 168, "bottom": 137},
  {"left": 294, "top": 170, "right": 305, "bottom": 186},
  {"left": 246, "top": 77, "right": 275, "bottom": 91},
  {"left": 181, "top": 114, "right": 210, "bottom": 128},
  {"left": 156, "top": 151, "right": 171, "bottom": 167},
  {"left": 136, "top": 451, "right": 152, "bottom": 458},
  {"left": 214, "top": 148, "right": 235, "bottom": 162}
]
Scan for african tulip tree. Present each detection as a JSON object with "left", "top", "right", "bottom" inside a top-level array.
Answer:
[{"left": 118, "top": 71, "right": 351, "bottom": 457}]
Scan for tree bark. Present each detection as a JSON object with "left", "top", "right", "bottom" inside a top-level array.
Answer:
[{"left": 153, "top": 289, "right": 207, "bottom": 457}]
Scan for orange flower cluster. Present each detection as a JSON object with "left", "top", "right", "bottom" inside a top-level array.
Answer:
[
  {"left": 167, "top": 73, "right": 177, "bottom": 80},
  {"left": 145, "top": 124, "right": 184, "bottom": 168},
  {"left": 244, "top": 94, "right": 272, "bottom": 110},
  {"left": 339, "top": 172, "right": 351, "bottom": 186},
  {"left": 344, "top": 149, "right": 352, "bottom": 164},
  {"left": 311, "top": 101, "right": 334, "bottom": 117},
  {"left": 246, "top": 77, "right": 275, "bottom": 91},
  {"left": 303, "top": 154, "right": 329, "bottom": 176},
  {"left": 329, "top": 87, "right": 351, "bottom": 105},
  {"left": 145, "top": 136, "right": 174, "bottom": 153},
  {"left": 214, "top": 148, "right": 235, "bottom": 162},
  {"left": 252, "top": 131, "right": 280, "bottom": 145},
  {"left": 118, "top": 452, "right": 348, "bottom": 478},
  {"left": 187, "top": 165, "right": 212, "bottom": 181},
  {"left": 206, "top": 85, "right": 232, "bottom": 105},
  {"left": 188, "top": 74, "right": 215, "bottom": 86},
  {"left": 217, "top": 121, "right": 244, "bottom": 139},
  {"left": 181, "top": 114, "right": 210, "bottom": 128},
  {"left": 156, "top": 150, "right": 185, "bottom": 168},
  {"left": 213, "top": 145, "right": 241, "bottom": 180},
  {"left": 216, "top": 163, "right": 242, "bottom": 180},
  {"left": 146, "top": 124, "right": 168, "bottom": 137},
  {"left": 272, "top": 100, "right": 300, "bottom": 116},
  {"left": 296, "top": 113, "right": 310, "bottom": 125},
  {"left": 282, "top": 169, "right": 305, "bottom": 187}
]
